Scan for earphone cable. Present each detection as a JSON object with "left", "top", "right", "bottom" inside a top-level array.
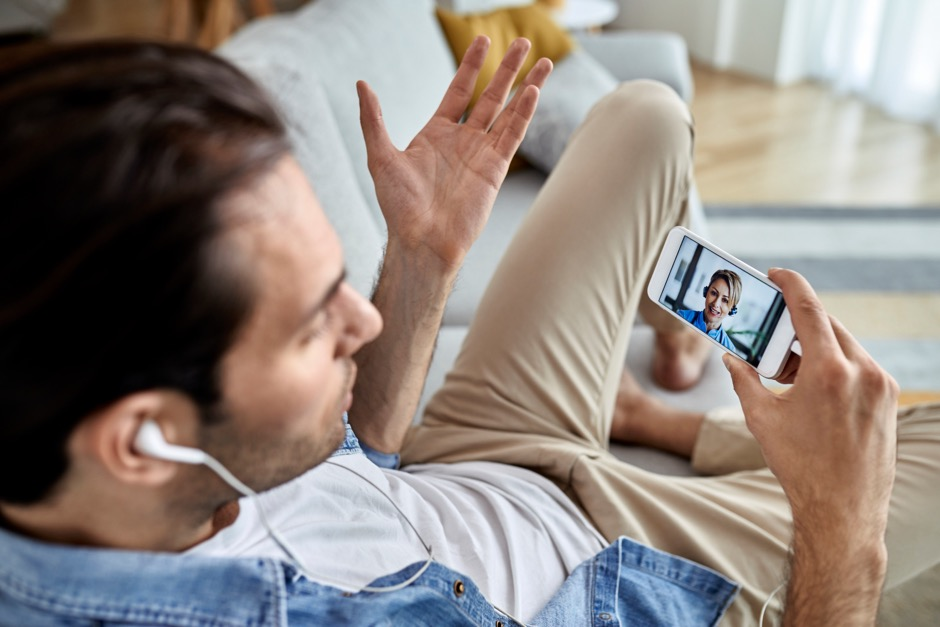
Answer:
[
  {"left": 323, "top": 461, "right": 434, "bottom": 555},
  {"left": 759, "top": 581, "right": 786, "bottom": 627},
  {"left": 200, "top": 453, "right": 435, "bottom": 594}
]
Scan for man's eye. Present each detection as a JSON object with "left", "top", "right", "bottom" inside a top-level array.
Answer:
[{"left": 301, "top": 313, "right": 330, "bottom": 345}]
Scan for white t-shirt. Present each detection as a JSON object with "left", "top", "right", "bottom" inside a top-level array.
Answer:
[{"left": 191, "top": 451, "right": 605, "bottom": 621}]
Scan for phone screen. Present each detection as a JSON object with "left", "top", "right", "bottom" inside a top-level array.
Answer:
[{"left": 657, "top": 235, "right": 786, "bottom": 367}]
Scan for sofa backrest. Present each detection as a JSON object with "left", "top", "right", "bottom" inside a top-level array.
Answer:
[
  {"left": 219, "top": 0, "right": 458, "bottom": 296},
  {"left": 227, "top": 54, "right": 387, "bottom": 297}
]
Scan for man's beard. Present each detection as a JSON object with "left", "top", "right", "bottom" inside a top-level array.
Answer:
[{"left": 192, "top": 385, "right": 349, "bottom": 499}]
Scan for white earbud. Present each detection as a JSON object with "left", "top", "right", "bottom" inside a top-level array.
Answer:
[{"left": 134, "top": 419, "right": 208, "bottom": 465}]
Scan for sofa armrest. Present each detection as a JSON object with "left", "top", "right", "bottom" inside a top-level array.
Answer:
[{"left": 574, "top": 31, "right": 694, "bottom": 103}]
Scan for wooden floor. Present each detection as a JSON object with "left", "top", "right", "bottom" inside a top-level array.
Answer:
[
  {"left": 690, "top": 63, "right": 940, "bottom": 207},
  {"left": 21, "top": 0, "right": 940, "bottom": 208}
]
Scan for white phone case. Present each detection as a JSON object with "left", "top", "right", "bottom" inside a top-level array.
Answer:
[{"left": 647, "top": 227, "right": 797, "bottom": 378}]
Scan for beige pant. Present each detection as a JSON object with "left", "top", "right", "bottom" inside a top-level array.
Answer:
[{"left": 401, "top": 81, "right": 940, "bottom": 625}]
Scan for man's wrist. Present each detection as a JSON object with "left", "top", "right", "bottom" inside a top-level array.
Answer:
[
  {"left": 790, "top": 496, "right": 890, "bottom": 559},
  {"left": 384, "top": 235, "right": 464, "bottom": 281},
  {"left": 783, "top": 519, "right": 888, "bottom": 626},
  {"left": 792, "top": 524, "right": 888, "bottom": 576},
  {"left": 370, "top": 238, "right": 457, "bottom": 332},
  {"left": 379, "top": 237, "right": 461, "bottom": 320}
]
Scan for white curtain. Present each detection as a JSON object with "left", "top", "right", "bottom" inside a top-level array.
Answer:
[{"left": 806, "top": 0, "right": 940, "bottom": 131}]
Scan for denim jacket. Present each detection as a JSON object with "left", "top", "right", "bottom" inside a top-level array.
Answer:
[{"left": 0, "top": 422, "right": 739, "bottom": 626}]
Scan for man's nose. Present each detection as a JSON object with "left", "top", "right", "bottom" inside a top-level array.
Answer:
[{"left": 335, "top": 283, "right": 383, "bottom": 356}]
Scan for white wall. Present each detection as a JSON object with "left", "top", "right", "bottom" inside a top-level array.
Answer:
[
  {"left": 613, "top": 0, "right": 721, "bottom": 62},
  {"left": 725, "top": 0, "right": 787, "bottom": 79},
  {"left": 775, "top": 0, "right": 815, "bottom": 84},
  {"left": 613, "top": 0, "right": 811, "bottom": 84}
]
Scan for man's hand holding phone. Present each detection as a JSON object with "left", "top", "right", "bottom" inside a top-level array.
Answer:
[{"left": 723, "top": 268, "right": 899, "bottom": 625}]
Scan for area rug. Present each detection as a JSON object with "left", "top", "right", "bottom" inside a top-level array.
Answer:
[{"left": 704, "top": 205, "right": 940, "bottom": 392}]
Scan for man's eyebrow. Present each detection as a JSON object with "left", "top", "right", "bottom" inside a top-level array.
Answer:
[{"left": 298, "top": 268, "right": 347, "bottom": 327}]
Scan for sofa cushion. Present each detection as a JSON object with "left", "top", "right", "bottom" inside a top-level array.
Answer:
[
  {"left": 437, "top": 0, "right": 534, "bottom": 13},
  {"left": 414, "top": 326, "right": 468, "bottom": 422},
  {"left": 574, "top": 31, "right": 694, "bottom": 103},
  {"left": 215, "top": 56, "right": 384, "bottom": 298},
  {"left": 519, "top": 49, "right": 618, "bottom": 173},
  {"left": 225, "top": 0, "right": 457, "bottom": 228},
  {"left": 443, "top": 168, "right": 545, "bottom": 325},
  {"left": 435, "top": 3, "right": 574, "bottom": 106}
]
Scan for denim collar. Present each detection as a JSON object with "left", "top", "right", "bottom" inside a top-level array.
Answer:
[
  {"left": 0, "top": 525, "right": 289, "bottom": 626},
  {"left": 0, "top": 416, "right": 367, "bottom": 626}
]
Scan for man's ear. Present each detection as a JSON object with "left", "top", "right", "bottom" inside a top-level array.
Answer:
[{"left": 69, "top": 391, "right": 201, "bottom": 487}]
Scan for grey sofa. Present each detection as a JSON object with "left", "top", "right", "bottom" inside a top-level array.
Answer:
[
  {"left": 0, "top": 0, "right": 65, "bottom": 37},
  {"left": 219, "top": 0, "right": 739, "bottom": 475}
]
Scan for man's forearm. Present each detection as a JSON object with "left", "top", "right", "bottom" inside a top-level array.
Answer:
[
  {"left": 348, "top": 239, "right": 458, "bottom": 453},
  {"left": 346, "top": 38, "right": 549, "bottom": 452},
  {"left": 782, "top": 521, "right": 888, "bottom": 626}
]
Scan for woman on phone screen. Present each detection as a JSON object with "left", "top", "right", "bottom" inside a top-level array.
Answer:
[{"left": 677, "top": 269, "right": 741, "bottom": 351}]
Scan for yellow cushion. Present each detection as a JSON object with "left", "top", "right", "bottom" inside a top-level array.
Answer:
[{"left": 436, "top": 4, "right": 575, "bottom": 108}]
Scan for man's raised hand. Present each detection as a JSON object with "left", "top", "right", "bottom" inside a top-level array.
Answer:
[
  {"left": 348, "top": 38, "right": 550, "bottom": 454},
  {"left": 357, "top": 36, "right": 552, "bottom": 272}
]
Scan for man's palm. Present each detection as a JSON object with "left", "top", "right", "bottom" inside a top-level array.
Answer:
[{"left": 358, "top": 36, "right": 552, "bottom": 269}]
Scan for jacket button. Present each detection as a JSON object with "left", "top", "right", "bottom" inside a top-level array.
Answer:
[
  {"left": 496, "top": 621, "right": 505, "bottom": 627},
  {"left": 453, "top": 580, "right": 465, "bottom": 597}
]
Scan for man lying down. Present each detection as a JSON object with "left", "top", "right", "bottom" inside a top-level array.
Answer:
[{"left": 1, "top": 37, "right": 937, "bottom": 627}]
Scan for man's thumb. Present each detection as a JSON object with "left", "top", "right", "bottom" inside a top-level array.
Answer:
[
  {"left": 356, "top": 81, "right": 393, "bottom": 166},
  {"left": 722, "top": 354, "right": 767, "bottom": 409}
]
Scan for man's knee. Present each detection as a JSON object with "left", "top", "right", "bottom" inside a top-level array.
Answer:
[{"left": 582, "top": 80, "right": 694, "bottom": 168}]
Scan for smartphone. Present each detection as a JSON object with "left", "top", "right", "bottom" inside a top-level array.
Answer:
[{"left": 647, "top": 226, "right": 798, "bottom": 379}]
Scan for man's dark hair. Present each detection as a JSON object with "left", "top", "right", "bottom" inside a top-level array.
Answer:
[{"left": 0, "top": 41, "right": 291, "bottom": 504}]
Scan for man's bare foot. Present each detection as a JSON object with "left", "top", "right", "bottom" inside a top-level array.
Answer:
[
  {"left": 611, "top": 368, "right": 663, "bottom": 443},
  {"left": 651, "top": 329, "right": 712, "bottom": 391},
  {"left": 610, "top": 369, "right": 703, "bottom": 457}
]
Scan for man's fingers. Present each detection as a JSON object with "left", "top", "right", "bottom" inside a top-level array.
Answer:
[
  {"left": 357, "top": 81, "right": 395, "bottom": 171},
  {"left": 492, "top": 84, "right": 540, "bottom": 158},
  {"left": 435, "top": 35, "right": 490, "bottom": 122},
  {"left": 465, "top": 37, "right": 532, "bottom": 131},
  {"left": 770, "top": 268, "right": 841, "bottom": 362},
  {"left": 488, "top": 57, "right": 551, "bottom": 147},
  {"left": 828, "top": 314, "right": 867, "bottom": 362},
  {"left": 516, "top": 53, "right": 553, "bottom": 92}
]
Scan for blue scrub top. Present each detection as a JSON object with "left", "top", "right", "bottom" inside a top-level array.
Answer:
[{"left": 677, "top": 309, "right": 736, "bottom": 351}]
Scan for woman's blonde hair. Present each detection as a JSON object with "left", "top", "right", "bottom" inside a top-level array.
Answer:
[{"left": 709, "top": 269, "right": 742, "bottom": 308}]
